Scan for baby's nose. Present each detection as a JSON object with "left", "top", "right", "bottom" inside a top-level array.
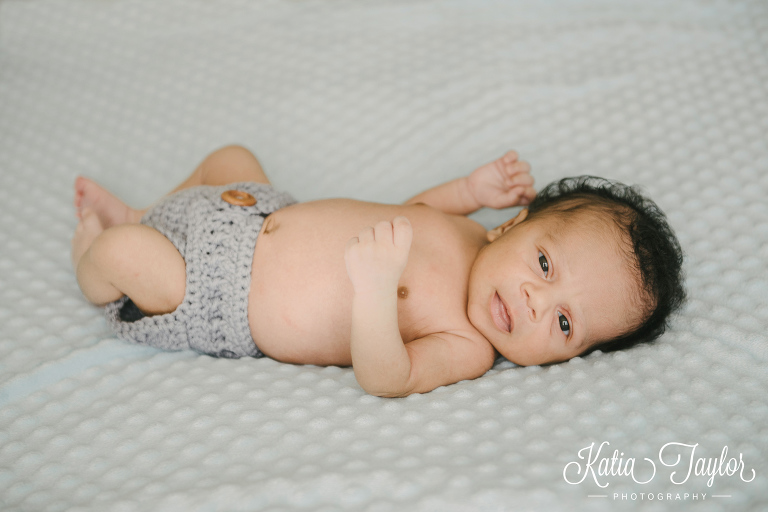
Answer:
[
  {"left": 522, "top": 285, "right": 537, "bottom": 321},
  {"left": 523, "top": 283, "right": 550, "bottom": 323}
]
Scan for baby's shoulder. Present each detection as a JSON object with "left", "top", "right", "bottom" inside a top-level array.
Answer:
[{"left": 406, "top": 203, "right": 487, "bottom": 246}]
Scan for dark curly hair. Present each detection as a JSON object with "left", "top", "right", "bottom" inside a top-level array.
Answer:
[{"left": 525, "top": 176, "right": 686, "bottom": 354}]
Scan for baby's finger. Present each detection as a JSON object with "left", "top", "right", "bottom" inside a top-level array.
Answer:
[
  {"left": 502, "top": 150, "right": 519, "bottom": 164},
  {"left": 498, "top": 185, "right": 535, "bottom": 206},
  {"left": 345, "top": 236, "right": 360, "bottom": 251},
  {"left": 519, "top": 186, "right": 537, "bottom": 205},
  {"left": 373, "top": 220, "right": 394, "bottom": 243},
  {"left": 513, "top": 172, "right": 534, "bottom": 185},
  {"left": 504, "top": 160, "right": 531, "bottom": 178},
  {"left": 358, "top": 226, "right": 375, "bottom": 243},
  {"left": 392, "top": 216, "right": 413, "bottom": 249},
  {"left": 505, "top": 172, "right": 535, "bottom": 189}
]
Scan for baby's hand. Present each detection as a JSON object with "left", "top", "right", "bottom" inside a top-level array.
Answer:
[
  {"left": 345, "top": 217, "right": 413, "bottom": 295},
  {"left": 467, "top": 151, "right": 536, "bottom": 209}
]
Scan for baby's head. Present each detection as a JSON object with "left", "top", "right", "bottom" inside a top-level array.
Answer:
[{"left": 467, "top": 175, "right": 685, "bottom": 366}]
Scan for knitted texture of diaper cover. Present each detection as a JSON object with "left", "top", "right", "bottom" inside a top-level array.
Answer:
[{"left": 104, "top": 182, "right": 297, "bottom": 358}]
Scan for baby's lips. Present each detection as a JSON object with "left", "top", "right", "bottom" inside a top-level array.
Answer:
[
  {"left": 500, "top": 295, "right": 513, "bottom": 333},
  {"left": 492, "top": 292, "right": 513, "bottom": 333}
]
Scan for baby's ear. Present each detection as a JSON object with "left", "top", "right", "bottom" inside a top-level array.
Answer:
[{"left": 486, "top": 208, "right": 529, "bottom": 242}]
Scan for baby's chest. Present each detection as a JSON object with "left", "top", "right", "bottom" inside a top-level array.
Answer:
[{"left": 396, "top": 253, "right": 475, "bottom": 343}]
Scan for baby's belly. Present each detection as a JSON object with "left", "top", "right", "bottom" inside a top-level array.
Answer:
[
  {"left": 246, "top": 200, "right": 401, "bottom": 366},
  {"left": 248, "top": 266, "right": 354, "bottom": 366},
  {"left": 248, "top": 279, "right": 353, "bottom": 366},
  {"left": 245, "top": 198, "right": 484, "bottom": 366}
]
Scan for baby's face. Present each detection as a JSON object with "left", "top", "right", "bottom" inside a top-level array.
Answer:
[{"left": 467, "top": 211, "right": 643, "bottom": 366}]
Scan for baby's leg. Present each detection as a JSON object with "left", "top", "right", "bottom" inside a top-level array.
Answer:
[
  {"left": 74, "top": 218, "right": 186, "bottom": 315},
  {"left": 74, "top": 145, "right": 270, "bottom": 225},
  {"left": 168, "top": 145, "right": 271, "bottom": 194},
  {"left": 72, "top": 145, "right": 268, "bottom": 312}
]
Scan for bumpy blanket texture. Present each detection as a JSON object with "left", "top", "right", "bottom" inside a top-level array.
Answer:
[{"left": 0, "top": 1, "right": 766, "bottom": 511}]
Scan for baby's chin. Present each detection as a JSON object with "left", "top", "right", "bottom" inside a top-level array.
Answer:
[
  {"left": 496, "top": 349, "right": 529, "bottom": 367},
  {"left": 466, "top": 303, "right": 518, "bottom": 361}
]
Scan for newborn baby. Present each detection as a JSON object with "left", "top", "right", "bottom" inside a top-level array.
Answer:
[{"left": 71, "top": 145, "right": 685, "bottom": 397}]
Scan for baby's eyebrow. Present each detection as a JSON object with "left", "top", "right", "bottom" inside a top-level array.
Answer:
[
  {"left": 543, "top": 231, "right": 561, "bottom": 248},
  {"left": 543, "top": 232, "right": 567, "bottom": 274}
]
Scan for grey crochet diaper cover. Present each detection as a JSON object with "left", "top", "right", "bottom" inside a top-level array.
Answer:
[{"left": 104, "top": 182, "right": 297, "bottom": 358}]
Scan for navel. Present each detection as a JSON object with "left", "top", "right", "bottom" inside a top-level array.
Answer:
[
  {"left": 397, "top": 286, "right": 409, "bottom": 299},
  {"left": 262, "top": 217, "right": 278, "bottom": 235}
]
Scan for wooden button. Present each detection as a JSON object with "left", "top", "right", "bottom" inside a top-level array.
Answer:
[{"left": 221, "top": 190, "right": 257, "bottom": 206}]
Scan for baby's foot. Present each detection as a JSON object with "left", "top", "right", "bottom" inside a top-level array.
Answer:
[
  {"left": 74, "top": 176, "right": 141, "bottom": 227},
  {"left": 71, "top": 208, "right": 104, "bottom": 272}
]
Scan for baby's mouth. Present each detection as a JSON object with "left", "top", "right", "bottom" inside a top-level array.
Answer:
[{"left": 491, "top": 292, "right": 512, "bottom": 333}]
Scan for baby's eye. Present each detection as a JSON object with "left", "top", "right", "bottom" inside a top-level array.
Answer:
[
  {"left": 558, "top": 312, "right": 571, "bottom": 336},
  {"left": 538, "top": 251, "right": 549, "bottom": 276}
]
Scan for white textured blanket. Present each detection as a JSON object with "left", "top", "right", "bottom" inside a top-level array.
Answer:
[{"left": 1, "top": 0, "right": 766, "bottom": 510}]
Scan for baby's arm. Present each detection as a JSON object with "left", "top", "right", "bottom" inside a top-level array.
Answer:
[
  {"left": 404, "top": 151, "right": 535, "bottom": 215},
  {"left": 344, "top": 217, "right": 494, "bottom": 397}
]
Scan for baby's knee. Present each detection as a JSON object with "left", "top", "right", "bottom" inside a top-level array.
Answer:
[
  {"left": 88, "top": 224, "right": 147, "bottom": 270},
  {"left": 218, "top": 144, "right": 255, "bottom": 158},
  {"left": 202, "top": 145, "right": 268, "bottom": 185},
  {"left": 87, "top": 224, "right": 185, "bottom": 314},
  {"left": 88, "top": 224, "right": 182, "bottom": 281},
  {"left": 75, "top": 224, "right": 153, "bottom": 306},
  {"left": 209, "top": 145, "right": 259, "bottom": 170}
]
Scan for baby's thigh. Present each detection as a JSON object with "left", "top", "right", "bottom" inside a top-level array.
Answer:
[{"left": 91, "top": 224, "right": 186, "bottom": 315}]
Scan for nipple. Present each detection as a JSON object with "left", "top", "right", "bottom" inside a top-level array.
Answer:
[{"left": 397, "top": 286, "right": 409, "bottom": 299}]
